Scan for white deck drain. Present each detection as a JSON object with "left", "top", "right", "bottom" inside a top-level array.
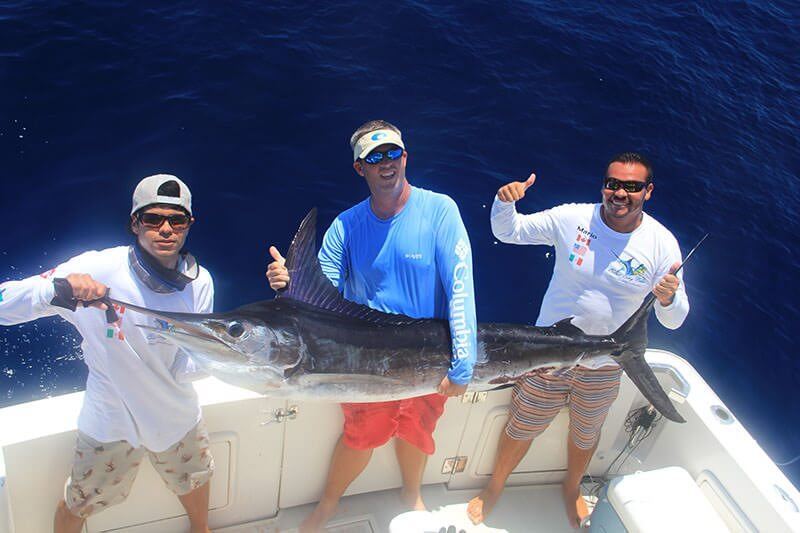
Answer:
[
  {"left": 214, "top": 525, "right": 278, "bottom": 533},
  {"left": 326, "top": 519, "right": 375, "bottom": 533}
]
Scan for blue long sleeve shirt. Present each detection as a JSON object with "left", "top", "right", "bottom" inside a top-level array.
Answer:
[{"left": 318, "top": 185, "right": 478, "bottom": 384}]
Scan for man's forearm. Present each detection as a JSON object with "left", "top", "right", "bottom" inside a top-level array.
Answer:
[
  {"left": 655, "top": 290, "right": 690, "bottom": 330},
  {"left": 0, "top": 277, "right": 58, "bottom": 325},
  {"left": 490, "top": 195, "right": 522, "bottom": 243},
  {"left": 445, "top": 267, "right": 478, "bottom": 384}
]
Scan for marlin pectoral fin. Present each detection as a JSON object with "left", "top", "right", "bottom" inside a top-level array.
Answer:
[
  {"left": 619, "top": 353, "right": 685, "bottom": 423},
  {"left": 552, "top": 317, "right": 584, "bottom": 336},
  {"left": 487, "top": 383, "right": 516, "bottom": 391}
]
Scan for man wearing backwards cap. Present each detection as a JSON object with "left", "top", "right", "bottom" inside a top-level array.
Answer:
[
  {"left": 267, "top": 120, "right": 478, "bottom": 532},
  {"left": 0, "top": 175, "right": 215, "bottom": 532}
]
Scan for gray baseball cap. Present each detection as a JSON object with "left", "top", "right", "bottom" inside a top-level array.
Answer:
[{"left": 131, "top": 174, "right": 192, "bottom": 215}]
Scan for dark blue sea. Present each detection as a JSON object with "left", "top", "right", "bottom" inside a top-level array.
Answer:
[{"left": 1, "top": 1, "right": 798, "bottom": 485}]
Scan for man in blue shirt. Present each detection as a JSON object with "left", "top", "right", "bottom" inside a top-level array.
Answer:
[{"left": 267, "top": 120, "right": 477, "bottom": 532}]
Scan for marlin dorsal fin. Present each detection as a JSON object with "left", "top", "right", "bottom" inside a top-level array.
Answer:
[{"left": 277, "top": 209, "right": 422, "bottom": 327}]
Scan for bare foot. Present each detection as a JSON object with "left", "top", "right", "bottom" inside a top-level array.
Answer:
[
  {"left": 467, "top": 486, "right": 501, "bottom": 525},
  {"left": 561, "top": 482, "right": 590, "bottom": 529},
  {"left": 298, "top": 499, "right": 337, "bottom": 533},
  {"left": 399, "top": 488, "right": 427, "bottom": 511}
]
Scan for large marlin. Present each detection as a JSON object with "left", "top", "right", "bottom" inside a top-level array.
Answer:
[{"left": 113, "top": 210, "right": 699, "bottom": 423}]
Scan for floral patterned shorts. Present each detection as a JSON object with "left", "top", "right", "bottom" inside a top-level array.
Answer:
[{"left": 64, "top": 420, "right": 214, "bottom": 518}]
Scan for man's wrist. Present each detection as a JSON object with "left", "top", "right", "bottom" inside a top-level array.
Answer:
[
  {"left": 50, "top": 278, "right": 78, "bottom": 311},
  {"left": 658, "top": 294, "right": 676, "bottom": 308},
  {"left": 447, "top": 375, "right": 472, "bottom": 386}
]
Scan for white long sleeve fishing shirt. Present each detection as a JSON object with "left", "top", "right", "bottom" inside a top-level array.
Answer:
[
  {"left": 490, "top": 198, "right": 689, "bottom": 369},
  {"left": 0, "top": 246, "right": 214, "bottom": 451}
]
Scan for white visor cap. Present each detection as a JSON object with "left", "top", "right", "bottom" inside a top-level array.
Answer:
[
  {"left": 353, "top": 129, "right": 405, "bottom": 161},
  {"left": 131, "top": 174, "right": 192, "bottom": 215}
]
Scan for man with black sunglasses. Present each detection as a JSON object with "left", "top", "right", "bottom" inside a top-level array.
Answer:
[
  {"left": 0, "top": 174, "right": 215, "bottom": 533},
  {"left": 468, "top": 152, "right": 689, "bottom": 529},
  {"left": 267, "top": 120, "right": 478, "bottom": 532}
]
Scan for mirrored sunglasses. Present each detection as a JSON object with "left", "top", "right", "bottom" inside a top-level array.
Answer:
[
  {"left": 603, "top": 177, "right": 648, "bottom": 193},
  {"left": 363, "top": 147, "right": 404, "bottom": 165}
]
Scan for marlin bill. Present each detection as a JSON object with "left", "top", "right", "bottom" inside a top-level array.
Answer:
[{"left": 114, "top": 210, "right": 687, "bottom": 423}]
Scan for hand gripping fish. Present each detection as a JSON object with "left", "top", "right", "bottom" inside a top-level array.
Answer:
[{"left": 112, "top": 210, "right": 706, "bottom": 423}]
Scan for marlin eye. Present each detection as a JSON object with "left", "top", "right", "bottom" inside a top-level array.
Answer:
[{"left": 227, "top": 322, "right": 245, "bottom": 338}]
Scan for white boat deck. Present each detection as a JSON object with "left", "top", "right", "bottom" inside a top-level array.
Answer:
[
  {"left": 216, "top": 483, "right": 590, "bottom": 533},
  {"left": 1, "top": 350, "right": 798, "bottom": 533}
]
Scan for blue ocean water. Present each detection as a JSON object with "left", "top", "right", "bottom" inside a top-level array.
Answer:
[{"left": 1, "top": 0, "right": 798, "bottom": 485}]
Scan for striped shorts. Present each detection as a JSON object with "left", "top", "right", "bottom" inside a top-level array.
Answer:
[{"left": 506, "top": 366, "right": 622, "bottom": 449}]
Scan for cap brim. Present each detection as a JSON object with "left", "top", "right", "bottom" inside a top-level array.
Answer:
[
  {"left": 353, "top": 129, "right": 405, "bottom": 161},
  {"left": 357, "top": 142, "right": 404, "bottom": 161}
]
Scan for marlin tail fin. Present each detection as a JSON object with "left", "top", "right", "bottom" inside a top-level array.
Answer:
[{"left": 611, "top": 233, "right": 708, "bottom": 424}]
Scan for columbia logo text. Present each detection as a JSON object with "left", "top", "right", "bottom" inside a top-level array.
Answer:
[{"left": 450, "top": 255, "right": 472, "bottom": 360}]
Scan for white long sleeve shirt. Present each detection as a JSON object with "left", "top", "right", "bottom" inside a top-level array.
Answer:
[
  {"left": 491, "top": 198, "right": 689, "bottom": 368},
  {"left": 0, "top": 246, "right": 214, "bottom": 451}
]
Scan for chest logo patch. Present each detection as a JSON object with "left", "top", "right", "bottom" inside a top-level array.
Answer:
[
  {"left": 569, "top": 233, "right": 592, "bottom": 266},
  {"left": 105, "top": 304, "right": 126, "bottom": 341},
  {"left": 454, "top": 238, "right": 469, "bottom": 260},
  {"left": 609, "top": 251, "right": 649, "bottom": 283},
  {"left": 145, "top": 318, "right": 175, "bottom": 345}
]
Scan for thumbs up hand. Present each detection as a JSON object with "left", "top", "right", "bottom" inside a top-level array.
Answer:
[
  {"left": 266, "top": 246, "right": 290, "bottom": 291},
  {"left": 497, "top": 172, "right": 536, "bottom": 203},
  {"left": 653, "top": 262, "right": 681, "bottom": 306}
]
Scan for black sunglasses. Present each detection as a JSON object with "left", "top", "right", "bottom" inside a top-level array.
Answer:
[
  {"left": 603, "top": 177, "right": 648, "bottom": 193},
  {"left": 363, "top": 147, "right": 404, "bottom": 165},
  {"left": 138, "top": 212, "right": 192, "bottom": 230}
]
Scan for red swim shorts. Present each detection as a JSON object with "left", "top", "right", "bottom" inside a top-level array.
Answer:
[{"left": 340, "top": 393, "right": 447, "bottom": 455}]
